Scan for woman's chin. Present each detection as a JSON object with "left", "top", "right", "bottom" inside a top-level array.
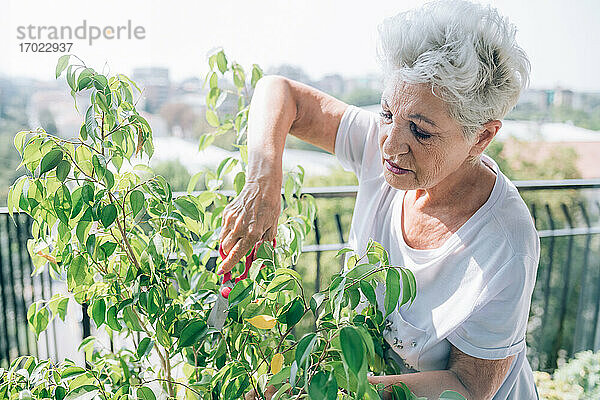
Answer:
[{"left": 383, "top": 168, "right": 417, "bottom": 190}]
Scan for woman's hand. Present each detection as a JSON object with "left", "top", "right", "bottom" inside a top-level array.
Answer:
[
  {"left": 244, "top": 385, "right": 278, "bottom": 400},
  {"left": 218, "top": 177, "right": 281, "bottom": 275}
]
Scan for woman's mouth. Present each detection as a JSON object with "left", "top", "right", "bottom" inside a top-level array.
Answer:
[{"left": 384, "top": 159, "right": 410, "bottom": 175}]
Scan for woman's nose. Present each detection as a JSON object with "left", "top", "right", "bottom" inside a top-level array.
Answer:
[{"left": 383, "top": 127, "right": 410, "bottom": 157}]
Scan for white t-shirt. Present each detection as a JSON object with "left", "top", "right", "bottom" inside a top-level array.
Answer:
[{"left": 334, "top": 105, "right": 540, "bottom": 400}]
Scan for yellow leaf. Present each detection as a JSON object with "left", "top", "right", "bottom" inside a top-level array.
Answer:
[
  {"left": 246, "top": 315, "right": 276, "bottom": 330},
  {"left": 270, "top": 353, "right": 284, "bottom": 375}
]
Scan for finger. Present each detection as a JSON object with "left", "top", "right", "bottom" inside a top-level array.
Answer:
[
  {"left": 220, "top": 230, "right": 242, "bottom": 258},
  {"left": 262, "top": 226, "right": 276, "bottom": 242},
  {"left": 219, "top": 209, "right": 236, "bottom": 242},
  {"left": 217, "top": 237, "right": 251, "bottom": 275}
]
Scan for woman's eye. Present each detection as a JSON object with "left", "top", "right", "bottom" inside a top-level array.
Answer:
[
  {"left": 379, "top": 110, "right": 393, "bottom": 122},
  {"left": 409, "top": 121, "right": 432, "bottom": 140}
]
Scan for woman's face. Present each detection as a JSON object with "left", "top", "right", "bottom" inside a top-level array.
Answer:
[{"left": 378, "top": 78, "right": 477, "bottom": 191}]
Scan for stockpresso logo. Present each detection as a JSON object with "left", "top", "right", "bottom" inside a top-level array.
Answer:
[{"left": 16, "top": 20, "right": 146, "bottom": 52}]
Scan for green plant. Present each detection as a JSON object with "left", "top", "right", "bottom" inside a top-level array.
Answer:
[
  {"left": 533, "top": 349, "right": 600, "bottom": 400},
  {"left": 1, "top": 51, "right": 466, "bottom": 400}
]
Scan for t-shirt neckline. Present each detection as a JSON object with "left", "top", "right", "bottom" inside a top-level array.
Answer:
[{"left": 396, "top": 155, "right": 505, "bottom": 261}]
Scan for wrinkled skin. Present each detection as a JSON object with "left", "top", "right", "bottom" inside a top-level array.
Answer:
[
  {"left": 378, "top": 78, "right": 498, "bottom": 194},
  {"left": 379, "top": 78, "right": 502, "bottom": 250},
  {"left": 218, "top": 178, "right": 281, "bottom": 274}
]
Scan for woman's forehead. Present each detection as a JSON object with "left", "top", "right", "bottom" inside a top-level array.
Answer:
[{"left": 382, "top": 83, "right": 448, "bottom": 116}]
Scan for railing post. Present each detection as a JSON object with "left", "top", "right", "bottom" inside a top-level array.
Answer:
[
  {"left": 592, "top": 201, "right": 600, "bottom": 351},
  {"left": 5, "top": 214, "right": 22, "bottom": 358},
  {"left": 550, "top": 204, "right": 575, "bottom": 367},
  {"left": 573, "top": 202, "right": 592, "bottom": 353},
  {"left": 538, "top": 204, "right": 555, "bottom": 369},
  {"left": 0, "top": 214, "right": 11, "bottom": 364},
  {"left": 334, "top": 214, "right": 345, "bottom": 272},
  {"left": 15, "top": 214, "right": 37, "bottom": 358},
  {"left": 313, "top": 217, "right": 321, "bottom": 294}
]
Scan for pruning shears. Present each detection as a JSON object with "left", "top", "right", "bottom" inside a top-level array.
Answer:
[{"left": 207, "top": 238, "right": 276, "bottom": 330}]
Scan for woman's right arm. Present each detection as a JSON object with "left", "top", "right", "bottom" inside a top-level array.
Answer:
[{"left": 217, "top": 75, "right": 349, "bottom": 274}]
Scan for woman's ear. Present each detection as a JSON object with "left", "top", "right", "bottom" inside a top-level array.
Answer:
[{"left": 469, "top": 120, "right": 502, "bottom": 157}]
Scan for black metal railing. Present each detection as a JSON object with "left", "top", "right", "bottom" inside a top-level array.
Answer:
[{"left": 1, "top": 179, "right": 600, "bottom": 373}]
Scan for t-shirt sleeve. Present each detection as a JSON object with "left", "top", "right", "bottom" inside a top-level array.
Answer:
[
  {"left": 446, "top": 254, "right": 538, "bottom": 360},
  {"left": 334, "top": 105, "right": 379, "bottom": 181}
]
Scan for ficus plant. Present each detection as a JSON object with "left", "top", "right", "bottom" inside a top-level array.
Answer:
[{"left": 1, "top": 50, "right": 466, "bottom": 400}]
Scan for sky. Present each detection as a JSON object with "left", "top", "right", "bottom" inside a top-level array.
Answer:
[{"left": 1, "top": 0, "right": 599, "bottom": 91}]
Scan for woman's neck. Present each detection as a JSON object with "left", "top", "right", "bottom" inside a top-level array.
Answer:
[{"left": 412, "top": 158, "right": 496, "bottom": 213}]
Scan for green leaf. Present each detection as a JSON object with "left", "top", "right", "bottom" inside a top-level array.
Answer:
[
  {"left": 360, "top": 280, "right": 377, "bottom": 307},
  {"left": 48, "top": 296, "right": 69, "bottom": 321},
  {"left": 14, "top": 130, "right": 28, "bottom": 156},
  {"left": 77, "top": 68, "right": 94, "bottom": 91},
  {"left": 198, "top": 133, "right": 215, "bottom": 151},
  {"left": 85, "top": 106, "right": 97, "bottom": 137},
  {"left": 98, "top": 241, "right": 117, "bottom": 259},
  {"left": 345, "top": 263, "right": 375, "bottom": 280},
  {"left": 406, "top": 268, "right": 417, "bottom": 305},
  {"left": 348, "top": 286, "right": 361, "bottom": 310},
  {"left": 178, "top": 319, "right": 208, "bottom": 348},
  {"left": 100, "top": 204, "right": 117, "bottom": 228},
  {"left": 250, "top": 64, "right": 263, "bottom": 88},
  {"left": 91, "top": 298, "right": 106, "bottom": 327},
  {"left": 106, "top": 306, "right": 121, "bottom": 331},
  {"left": 85, "top": 235, "right": 96, "bottom": 256},
  {"left": 122, "top": 306, "right": 144, "bottom": 332},
  {"left": 130, "top": 190, "right": 145, "bottom": 217},
  {"left": 64, "top": 386, "right": 99, "bottom": 400},
  {"left": 233, "top": 171, "right": 245, "bottom": 195},
  {"left": 136, "top": 337, "right": 153, "bottom": 358},
  {"left": 310, "top": 292, "right": 326, "bottom": 317},
  {"left": 308, "top": 371, "right": 337, "bottom": 400},
  {"left": 155, "top": 321, "right": 172, "bottom": 347},
  {"left": 40, "top": 149, "right": 63, "bottom": 175},
  {"left": 277, "top": 297, "right": 304, "bottom": 326},
  {"left": 33, "top": 307, "right": 49, "bottom": 338},
  {"left": 439, "top": 390, "right": 467, "bottom": 400},
  {"left": 137, "top": 387, "right": 156, "bottom": 400},
  {"left": 400, "top": 268, "right": 412, "bottom": 307},
  {"left": 228, "top": 280, "right": 253, "bottom": 308},
  {"left": 265, "top": 274, "right": 294, "bottom": 293},
  {"left": 56, "top": 55, "right": 70, "bottom": 78},
  {"left": 216, "top": 51, "right": 228, "bottom": 74},
  {"left": 384, "top": 268, "right": 401, "bottom": 318},
  {"left": 96, "top": 92, "right": 110, "bottom": 112},
  {"left": 56, "top": 160, "right": 71, "bottom": 181},
  {"left": 216, "top": 157, "right": 238, "bottom": 179},
  {"left": 68, "top": 255, "right": 87, "bottom": 287},
  {"left": 294, "top": 333, "right": 317, "bottom": 368},
  {"left": 60, "top": 366, "right": 86, "bottom": 379},
  {"left": 53, "top": 184, "right": 72, "bottom": 226},
  {"left": 339, "top": 326, "right": 364, "bottom": 376},
  {"left": 206, "top": 108, "right": 219, "bottom": 127},
  {"left": 66, "top": 65, "right": 76, "bottom": 92},
  {"left": 174, "top": 197, "right": 199, "bottom": 220},
  {"left": 335, "top": 247, "right": 354, "bottom": 258},
  {"left": 55, "top": 386, "right": 67, "bottom": 400},
  {"left": 92, "top": 74, "right": 108, "bottom": 90}
]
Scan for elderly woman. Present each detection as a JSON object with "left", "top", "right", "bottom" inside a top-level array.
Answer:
[{"left": 219, "top": 0, "right": 539, "bottom": 399}]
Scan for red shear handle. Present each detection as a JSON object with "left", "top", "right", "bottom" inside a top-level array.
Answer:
[{"left": 218, "top": 238, "right": 276, "bottom": 298}]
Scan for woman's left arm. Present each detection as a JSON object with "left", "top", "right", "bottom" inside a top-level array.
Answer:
[{"left": 368, "top": 344, "right": 516, "bottom": 400}]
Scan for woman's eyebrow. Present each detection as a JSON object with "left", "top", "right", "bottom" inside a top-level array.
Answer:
[
  {"left": 381, "top": 99, "right": 440, "bottom": 129},
  {"left": 407, "top": 113, "right": 439, "bottom": 128}
]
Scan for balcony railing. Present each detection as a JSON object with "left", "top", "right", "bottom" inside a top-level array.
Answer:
[{"left": 1, "top": 178, "right": 600, "bottom": 373}]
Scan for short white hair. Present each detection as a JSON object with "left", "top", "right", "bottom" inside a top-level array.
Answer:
[{"left": 376, "top": 0, "right": 531, "bottom": 139}]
